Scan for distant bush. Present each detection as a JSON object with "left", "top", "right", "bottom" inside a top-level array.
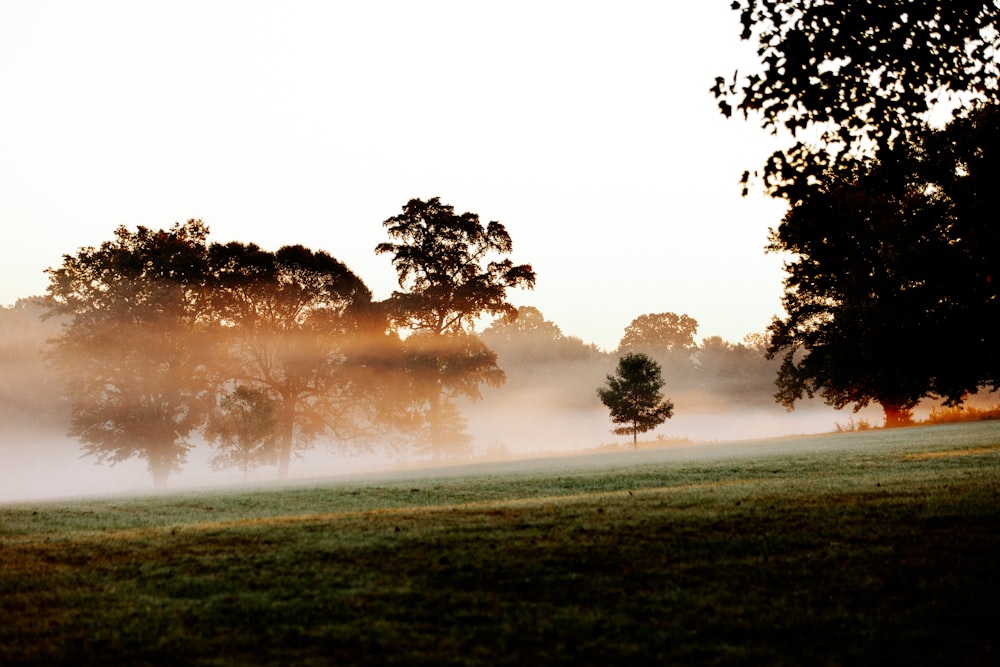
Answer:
[
  {"left": 834, "top": 417, "right": 874, "bottom": 432},
  {"left": 587, "top": 435, "right": 694, "bottom": 453},
  {"left": 833, "top": 417, "right": 879, "bottom": 433}
]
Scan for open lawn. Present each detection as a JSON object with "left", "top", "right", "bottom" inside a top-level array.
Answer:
[{"left": 2, "top": 422, "right": 999, "bottom": 665}]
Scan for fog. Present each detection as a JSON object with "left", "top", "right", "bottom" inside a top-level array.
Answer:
[
  {"left": 0, "top": 298, "right": 950, "bottom": 504},
  {"left": 0, "top": 397, "right": 882, "bottom": 504}
]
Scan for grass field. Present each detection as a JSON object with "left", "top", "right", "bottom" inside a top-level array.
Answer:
[{"left": 2, "top": 422, "right": 999, "bottom": 665}]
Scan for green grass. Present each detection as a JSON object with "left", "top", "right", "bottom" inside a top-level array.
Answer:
[{"left": 2, "top": 422, "right": 999, "bottom": 665}]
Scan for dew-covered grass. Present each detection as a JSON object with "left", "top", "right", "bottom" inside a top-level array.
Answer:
[{"left": 2, "top": 422, "right": 998, "bottom": 665}]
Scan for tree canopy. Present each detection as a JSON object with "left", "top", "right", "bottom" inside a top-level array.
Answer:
[
  {"left": 597, "top": 353, "right": 674, "bottom": 447},
  {"left": 713, "top": 1, "right": 1000, "bottom": 195},
  {"left": 617, "top": 312, "right": 698, "bottom": 357},
  {"left": 376, "top": 197, "right": 536, "bottom": 335},
  {"left": 205, "top": 385, "right": 278, "bottom": 482}
]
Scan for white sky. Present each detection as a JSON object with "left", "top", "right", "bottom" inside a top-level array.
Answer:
[{"left": 0, "top": 1, "right": 788, "bottom": 351}]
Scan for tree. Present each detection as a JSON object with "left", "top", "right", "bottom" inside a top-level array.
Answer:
[
  {"left": 717, "top": 3, "right": 1000, "bottom": 424},
  {"left": 375, "top": 197, "right": 536, "bottom": 459},
  {"left": 204, "top": 385, "right": 277, "bottom": 482},
  {"left": 713, "top": 1, "right": 1000, "bottom": 195},
  {"left": 618, "top": 312, "right": 698, "bottom": 356},
  {"left": 597, "top": 353, "right": 674, "bottom": 447},
  {"left": 481, "top": 306, "right": 564, "bottom": 348},
  {"left": 477, "top": 306, "right": 607, "bottom": 416},
  {"left": 207, "top": 242, "right": 383, "bottom": 479},
  {"left": 617, "top": 312, "right": 699, "bottom": 388},
  {"left": 764, "top": 114, "right": 994, "bottom": 426},
  {"left": 481, "top": 306, "right": 600, "bottom": 366},
  {"left": 0, "top": 298, "right": 69, "bottom": 436},
  {"left": 694, "top": 335, "right": 778, "bottom": 405},
  {"left": 45, "top": 221, "right": 213, "bottom": 489}
]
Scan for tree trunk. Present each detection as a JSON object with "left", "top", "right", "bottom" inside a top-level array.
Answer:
[
  {"left": 428, "top": 387, "right": 442, "bottom": 462},
  {"left": 277, "top": 396, "right": 296, "bottom": 480},
  {"left": 881, "top": 402, "right": 914, "bottom": 428},
  {"left": 150, "top": 463, "right": 170, "bottom": 491}
]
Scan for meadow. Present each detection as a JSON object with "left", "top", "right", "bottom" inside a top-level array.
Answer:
[{"left": 2, "top": 422, "right": 998, "bottom": 665}]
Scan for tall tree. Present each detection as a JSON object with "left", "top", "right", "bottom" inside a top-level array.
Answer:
[
  {"left": 45, "top": 221, "right": 213, "bottom": 489},
  {"left": 713, "top": 0, "right": 1000, "bottom": 196},
  {"left": 207, "top": 242, "right": 383, "bottom": 479},
  {"left": 597, "top": 352, "right": 674, "bottom": 447},
  {"left": 375, "top": 197, "right": 536, "bottom": 459}
]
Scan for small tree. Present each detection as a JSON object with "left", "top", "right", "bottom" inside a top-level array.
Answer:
[
  {"left": 597, "top": 353, "right": 674, "bottom": 447},
  {"left": 205, "top": 385, "right": 277, "bottom": 482}
]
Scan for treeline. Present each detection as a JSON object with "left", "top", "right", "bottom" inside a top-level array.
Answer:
[
  {"left": 0, "top": 294, "right": 779, "bottom": 488},
  {"left": 3, "top": 199, "right": 528, "bottom": 489},
  {"left": 0, "top": 199, "right": 784, "bottom": 489},
  {"left": 478, "top": 307, "right": 777, "bottom": 414}
]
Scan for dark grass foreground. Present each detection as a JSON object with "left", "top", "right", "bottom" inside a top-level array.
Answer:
[{"left": 1, "top": 423, "right": 999, "bottom": 665}]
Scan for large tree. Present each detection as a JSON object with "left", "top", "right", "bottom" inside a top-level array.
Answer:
[
  {"left": 766, "top": 108, "right": 999, "bottom": 425},
  {"left": 207, "top": 242, "right": 384, "bottom": 479},
  {"left": 375, "top": 197, "right": 536, "bottom": 459},
  {"left": 597, "top": 352, "right": 675, "bottom": 447},
  {"left": 713, "top": 0, "right": 1000, "bottom": 196},
  {"left": 717, "top": 2, "right": 1000, "bottom": 422},
  {"left": 45, "top": 221, "right": 213, "bottom": 489}
]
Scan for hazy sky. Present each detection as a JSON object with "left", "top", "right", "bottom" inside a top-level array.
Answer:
[{"left": 1, "top": 1, "right": 787, "bottom": 351}]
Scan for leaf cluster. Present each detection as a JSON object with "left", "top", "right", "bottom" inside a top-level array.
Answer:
[{"left": 713, "top": 0, "right": 1000, "bottom": 194}]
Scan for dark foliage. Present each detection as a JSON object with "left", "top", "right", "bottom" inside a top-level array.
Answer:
[
  {"left": 714, "top": 0, "right": 1000, "bottom": 195},
  {"left": 597, "top": 352, "right": 675, "bottom": 446},
  {"left": 767, "top": 105, "right": 1000, "bottom": 425}
]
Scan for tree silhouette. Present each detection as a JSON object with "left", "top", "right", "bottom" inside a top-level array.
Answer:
[
  {"left": 766, "top": 108, "right": 1000, "bottom": 425},
  {"left": 598, "top": 353, "right": 674, "bottom": 447},
  {"left": 45, "top": 221, "right": 213, "bottom": 489},
  {"left": 717, "top": 2, "right": 1000, "bottom": 424},
  {"left": 618, "top": 312, "right": 698, "bottom": 357},
  {"left": 375, "top": 197, "right": 535, "bottom": 460},
  {"left": 713, "top": 1, "right": 1000, "bottom": 196}
]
